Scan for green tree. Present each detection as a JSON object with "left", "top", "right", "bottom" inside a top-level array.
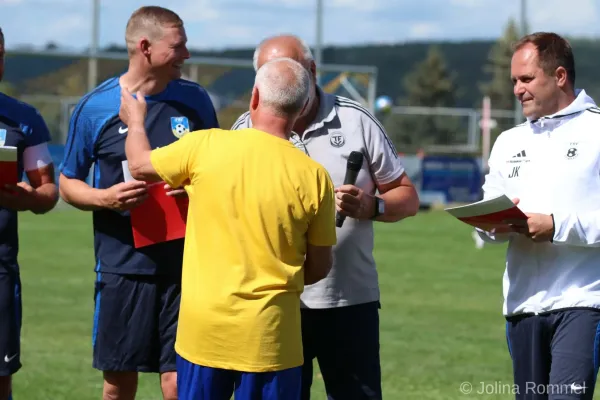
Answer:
[
  {"left": 478, "top": 19, "right": 521, "bottom": 144},
  {"left": 383, "top": 45, "right": 461, "bottom": 151},
  {"left": 479, "top": 18, "right": 520, "bottom": 111}
]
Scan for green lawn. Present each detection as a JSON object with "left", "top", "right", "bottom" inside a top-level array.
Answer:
[{"left": 13, "top": 208, "right": 521, "bottom": 399}]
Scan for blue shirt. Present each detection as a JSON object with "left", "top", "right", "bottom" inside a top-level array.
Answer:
[
  {"left": 0, "top": 92, "right": 52, "bottom": 273},
  {"left": 60, "top": 77, "right": 219, "bottom": 275}
]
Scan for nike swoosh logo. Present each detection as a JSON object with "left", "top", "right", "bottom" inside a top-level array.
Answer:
[
  {"left": 118, "top": 126, "right": 128, "bottom": 134},
  {"left": 4, "top": 354, "right": 17, "bottom": 363}
]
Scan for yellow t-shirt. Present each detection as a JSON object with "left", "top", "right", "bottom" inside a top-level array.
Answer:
[{"left": 150, "top": 127, "right": 337, "bottom": 372}]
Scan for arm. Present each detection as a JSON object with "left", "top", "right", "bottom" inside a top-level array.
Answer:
[
  {"left": 59, "top": 96, "right": 106, "bottom": 211},
  {"left": 22, "top": 144, "right": 57, "bottom": 214},
  {"left": 507, "top": 210, "right": 600, "bottom": 247},
  {"left": 0, "top": 110, "right": 58, "bottom": 213},
  {"left": 365, "top": 119, "right": 420, "bottom": 222},
  {"left": 304, "top": 244, "right": 333, "bottom": 285},
  {"left": 120, "top": 88, "right": 203, "bottom": 189},
  {"left": 59, "top": 174, "right": 107, "bottom": 211},
  {"left": 304, "top": 168, "right": 337, "bottom": 285},
  {"left": 59, "top": 173, "right": 147, "bottom": 212},
  {"left": 0, "top": 143, "right": 59, "bottom": 214},
  {"left": 373, "top": 172, "right": 419, "bottom": 222},
  {"left": 335, "top": 114, "right": 419, "bottom": 222},
  {"left": 59, "top": 94, "right": 147, "bottom": 211},
  {"left": 476, "top": 137, "right": 514, "bottom": 243},
  {"left": 119, "top": 89, "right": 160, "bottom": 182},
  {"left": 544, "top": 211, "right": 600, "bottom": 247}
]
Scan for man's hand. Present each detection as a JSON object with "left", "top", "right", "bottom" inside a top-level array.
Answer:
[
  {"left": 102, "top": 181, "right": 148, "bottom": 211},
  {"left": 0, "top": 182, "right": 39, "bottom": 211},
  {"left": 504, "top": 199, "right": 555, "bottom": 242},
  {"left": 119, "top": 87, "right": 147, "bottom": 128},
  {"left": 510, "top": 213, "right": 555, "bottom": 242},
  {"left": 334, "top": 184, "right": 375, "bottom": 220},
  {"left": 164, "top": 183, "right": 187, "bottom": 198}
]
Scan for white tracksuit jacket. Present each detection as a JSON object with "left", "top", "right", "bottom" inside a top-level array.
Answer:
[{"left": 478, "top": 89, "right": 600, "bottom": 317}]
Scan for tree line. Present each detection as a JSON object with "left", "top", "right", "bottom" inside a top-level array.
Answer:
[{"left": 1, "top": 19, "right": 599, "bottom": 152}]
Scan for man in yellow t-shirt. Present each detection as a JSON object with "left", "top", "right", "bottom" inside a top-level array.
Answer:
[{"left": 118, "top": 57, "right": 337, "bottom": 400}]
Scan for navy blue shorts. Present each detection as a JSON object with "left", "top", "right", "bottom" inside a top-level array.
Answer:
[
  {"left": 300, "top": 301, "right": 382, "bottom": 400},
  {"left": 506, "top": 308, "right": 600, "bottom": 399},
  {"left": 0, "top": 272, "right": 21, "bottom": 377},
  {"left": 92, "top": 272, "right": 180, "bottom": 373},
  {"left": 176, "top": 354, "right": 302, "bottom": 400}
]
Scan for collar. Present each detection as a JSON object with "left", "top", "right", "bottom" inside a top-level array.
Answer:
[
  {"left": 529, "top": 89, "right": 596, "bottom": 129},
  {"left": 303, "top": 86, "right": 337, "bottom": 136}
]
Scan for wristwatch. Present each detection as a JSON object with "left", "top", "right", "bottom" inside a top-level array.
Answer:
[{"left": 372, "top": 197, "right": 385, "bottom": 219}]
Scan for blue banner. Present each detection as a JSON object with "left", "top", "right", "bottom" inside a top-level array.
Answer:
[{"left": 420, "top": 155, "right": 482, "bottom": 204}]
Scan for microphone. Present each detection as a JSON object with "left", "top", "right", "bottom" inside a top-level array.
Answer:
[{"left": 335, "top": 151, "right": 364, "bottom": 228}]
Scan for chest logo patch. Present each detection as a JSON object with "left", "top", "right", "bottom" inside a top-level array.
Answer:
[
  {"left": 171, "top": 117, "right": 190, "bottom": 139},
  {"left": 330, "top": 131, "right": 345, "bottom": 148},
  {"left": 566, "top": 146, "right": 578, "bottom": 160},
  {"left": 0, "top": 129, "right": 6, "bottom": 147}
]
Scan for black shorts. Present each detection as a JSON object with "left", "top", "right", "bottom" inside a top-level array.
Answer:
[
  {"left": 92, "top": 272, "right": 181, "bottom": 373},
  {"left": 0, "top": 271, "right": 21, "bottom": 377},
  {"left": 506, "top": 308, "right": 600, "bottom": 399},
  {"left": 300, "top": 301, "right": 382, "bottom": 400}
]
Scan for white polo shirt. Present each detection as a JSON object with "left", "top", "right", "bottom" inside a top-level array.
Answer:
[
  {"left": 231, "top": 88, "right": 405, "bottom": 308},
  {"left": 478, "top": 89, "right": 600, "bottom": 316}
]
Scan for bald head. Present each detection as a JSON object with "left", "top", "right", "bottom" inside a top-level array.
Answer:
[
  {"left": 254, "top": 57, "right": 309, "bottom": 118},
  {"left": 253, "top": 34, "right": 314, "bottom": 71}
]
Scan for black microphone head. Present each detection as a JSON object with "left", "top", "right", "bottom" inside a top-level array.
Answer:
[{"left": 347, "top": 151, "right": 364, "bottom": 172}]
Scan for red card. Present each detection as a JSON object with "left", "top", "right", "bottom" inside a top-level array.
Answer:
[{"left": 130, "top": 182, "right": 189, "bottom": 248}]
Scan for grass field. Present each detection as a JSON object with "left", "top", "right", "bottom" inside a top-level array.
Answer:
[{"left": 12, "top": 208, "right": 521, "bottom": 399}]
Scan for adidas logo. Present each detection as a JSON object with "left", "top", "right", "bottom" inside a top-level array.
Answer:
[{"left": 512, "top": 150, "right": 527, "bottom": 158}]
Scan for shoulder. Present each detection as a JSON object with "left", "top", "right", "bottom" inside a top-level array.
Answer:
[
  {"left": 0, "top": 92, "right": 44, "bottom": 127},
  {"left": 170, "top": 79, "right": 214, "bottom": 103},
  {"left": 489, "top": 123, "right": 528, "bottom": 157},
  {"left": 333, "top": 95, "right": 384, "bottom": 131},
  {"left": 72, "top": 77, "right": 121, "bottom": 123},
  {"left": 497, "top": 122, "right": 527, "bottom": 141}
]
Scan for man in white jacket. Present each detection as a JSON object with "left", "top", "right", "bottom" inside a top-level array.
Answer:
[{"left": 479, "top": 32, "right": 600, "bottom": 399}]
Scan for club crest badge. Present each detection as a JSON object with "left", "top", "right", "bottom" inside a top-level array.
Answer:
[
  {"left": 171, "top": 117, "right": 190, "bottom": 139},
  {"left": 329, "top": 131, "right": 345, "bottom": 148}
]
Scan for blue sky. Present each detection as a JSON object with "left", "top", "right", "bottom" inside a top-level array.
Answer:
[{"left": 1, "top": 0, "right": 599, "bottom": 51}]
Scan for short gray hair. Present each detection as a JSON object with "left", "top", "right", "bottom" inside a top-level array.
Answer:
[
  {"left": 254, "top": 57, "right": 309, "bottom": 117},
  {"left": 252, "top": 35, "right": 314, "bottom": 71}
]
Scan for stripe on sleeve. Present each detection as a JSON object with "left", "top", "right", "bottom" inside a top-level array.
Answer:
[
  {"left": 335, "top": 98, "right": 398, "bottom": 157},
  {"left": 231, "top": 111, "right": 250, "bottom": 130}
]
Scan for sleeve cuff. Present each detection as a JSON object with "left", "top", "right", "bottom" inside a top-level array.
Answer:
[
  {"left": 551, "top": 212, "right": 566, "bottom": 245},
  {"left": 375, "top": 166, "right": 405, "bottom": 186},
  {"left": 59, "top": 167, "right": 87, "bottom": 181},
  {"left": 149, "top": 151, "right": 170, "bottom": 186}
]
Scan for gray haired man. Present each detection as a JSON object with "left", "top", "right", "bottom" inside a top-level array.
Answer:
[{"left": 232, "top": 34, "right": 420, "bottom": 400}]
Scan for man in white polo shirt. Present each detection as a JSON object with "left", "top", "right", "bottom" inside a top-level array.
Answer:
[
  {"left": 479, "top": 32, "right": 600, "bottom": 399},
  {"left": 232, "top": 34, "right": 420, "bottom": 400}
]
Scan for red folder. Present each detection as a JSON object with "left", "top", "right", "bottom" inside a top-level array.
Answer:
[
  {"left": 0, "top": 147, "right": 18, "bottom": 187},
  {"left": 445, "top": 195, "right": 527, "bottom": 233},
  {"left": 130, "top": 182, "right": 189, "bottom": 248}
]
